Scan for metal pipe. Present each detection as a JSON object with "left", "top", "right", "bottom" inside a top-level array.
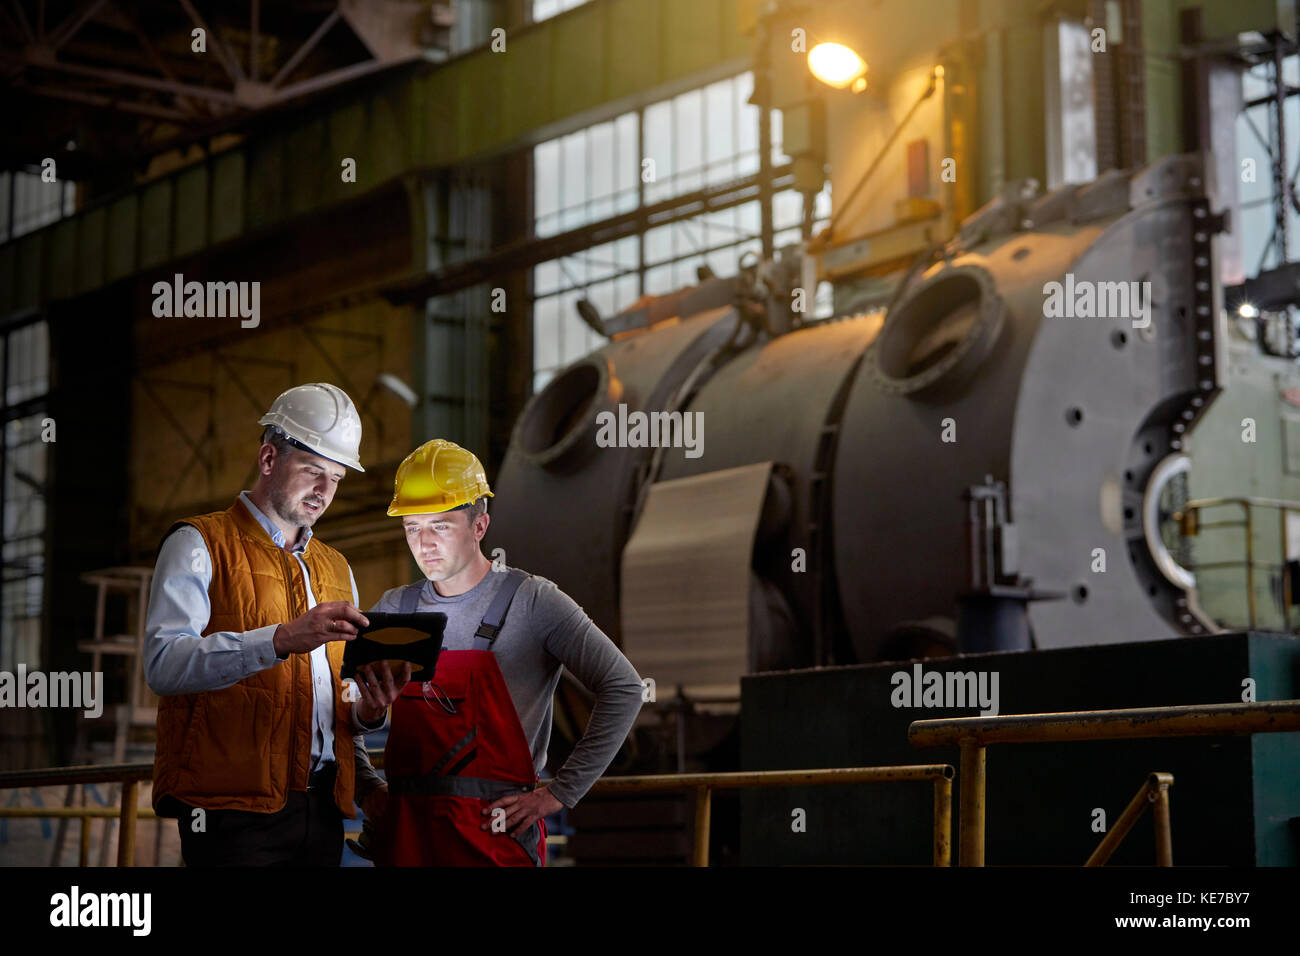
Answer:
[
  {"left": 1085, "top": 773, "right": 1165, "bottom": 866},
  {"left": 958, "top": 742, "right": 985, "bottom": 866},
  {"left": 0, "top": 806, "right": 157, "bottom": 819},
  {"left": 589, "top": 765, "right": 954, "bottom": 792},
  {"left": 827, "top": 69, "right": 939, "bottom": 240},
  {"left": 692, "top": 786, "right": 711, "bottom": 867},
  {"left": 1282, "top": 506, "right": 1291, "bottom": 631},
  {"left": 0, "top": 763, "right": 154, "bottom": 789},
  {"left": 1151, "top": 774, "right": 1174, "bottom": 866},
  {"left": 117, "top": 780, "right": 139, "bottom": 867},
  {"left": 933, "top": 775, "right": 952, "bottom": 866},
  {"left": 1245, "top": 501, "right": 1257, "bottom": 628},
  {"left": 909, "top": 699, "right": 1300, "bottom": 747}
]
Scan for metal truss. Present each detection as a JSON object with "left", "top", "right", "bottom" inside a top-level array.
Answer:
[{"left": 1, "top": 0, "right": 445, "bottom": 130}]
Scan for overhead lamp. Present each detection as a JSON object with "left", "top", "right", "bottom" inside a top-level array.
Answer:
[
  {"left": 808, "top": 42, "right": 868, "bottom": 90},
  {"left": 1238, "top": 302, "right": 1259, "bottom": 319}
]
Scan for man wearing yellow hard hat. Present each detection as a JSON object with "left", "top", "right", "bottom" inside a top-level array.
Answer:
[{"left": 360, "top": 439, "right": 644, "bottom": 866}]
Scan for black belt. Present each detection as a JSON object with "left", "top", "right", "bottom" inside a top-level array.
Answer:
[{"left": 308, "top": 762, "right": 337, "bottom": 790}]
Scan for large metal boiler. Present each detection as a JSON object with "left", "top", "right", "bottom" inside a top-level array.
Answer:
[{"left": 488, "top": 154, "right": 1279, "bottom": 694}]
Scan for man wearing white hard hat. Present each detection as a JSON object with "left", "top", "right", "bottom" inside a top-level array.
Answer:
[{"left": 144, "top": 382, "right": 407, "bottom": 866}]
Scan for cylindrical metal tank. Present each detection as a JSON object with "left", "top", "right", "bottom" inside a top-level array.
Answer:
[
  {"left": 490, "top": 154, "right": 1227, "bottom": 672},
  {"left": 487, "top": 307, "right": 737, "bottom": 643}
]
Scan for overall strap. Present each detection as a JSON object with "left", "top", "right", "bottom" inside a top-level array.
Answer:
[
  {"left": 398, "top": 581, "right": 425, "bottom": 615},
  {"left": 474, "top": 569, "right": 529, "bottom": 651}
]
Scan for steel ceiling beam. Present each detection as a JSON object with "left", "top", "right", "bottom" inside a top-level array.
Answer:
[
  {"left": 9, "top": 51, "right": 240, "bottom": 105},
  {"left": 8, "top": 0, "right": 35, "bottom": 44},
  {"left": 47, "top": 0, "right": 110, "bottom": 52},
  {"left": 176, "top": 0, "right": 245, "bottom": 85},
  {"left": 270, "top": 7, "right": 341, "bottom": 88},
  {"left": 19, "top": 81, "right": 191, "bottom": 121}
]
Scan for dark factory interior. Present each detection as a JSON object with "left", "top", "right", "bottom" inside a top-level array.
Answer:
[{"left": 0, "top": 0, "right": 1298, "bottom": 913}]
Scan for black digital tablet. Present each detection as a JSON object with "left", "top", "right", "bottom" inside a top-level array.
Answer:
[{"left": 341, "top": 611, "right": 447, "bottom": 684}]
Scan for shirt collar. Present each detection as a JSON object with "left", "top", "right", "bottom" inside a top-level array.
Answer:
[{"left": 239, "top": 491, "right": 312, "bottom": 553}]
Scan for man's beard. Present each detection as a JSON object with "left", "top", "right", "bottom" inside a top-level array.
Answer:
[{"left": 269, "top": 485, "right": 325, "bottom": 529}]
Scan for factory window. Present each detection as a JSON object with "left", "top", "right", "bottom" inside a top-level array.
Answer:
[
  {"left": 1238, "top": 52, "right": 1300, "bottom": 273},
  {"left": 531, "top": 71, "right": 834, "bottom": 389},
  {"left": 643, "top": 73, "right": 762, "bottom": 203},
  {"left": 531, "top": 0, "right": 590, "bottom": 22},
  {"left": 534, "top": 112, "right": 639, "bottom": 239},
  {"left": 0, "top": 320, "right": 50, "bottom": 674},
  {"left": 0, "top": 170, "right": 76, "bottom": 243},
  {"left": 533, "top": 238, "right": 640, "bottom": 393}
]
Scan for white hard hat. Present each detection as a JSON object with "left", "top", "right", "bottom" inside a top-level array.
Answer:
[{"left": 258, "top": 383, "right": 365, "bottom": 472}]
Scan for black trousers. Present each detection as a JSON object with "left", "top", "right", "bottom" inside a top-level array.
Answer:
[{"left": 171, "top": 764, "right": 343, "bottom": 867}]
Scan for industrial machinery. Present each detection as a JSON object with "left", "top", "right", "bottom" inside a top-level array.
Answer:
[{"left": 489, "top": 153, "right": 1300, "bottom": 706}]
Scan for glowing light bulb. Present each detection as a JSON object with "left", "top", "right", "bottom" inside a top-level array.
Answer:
[{"left": 808, "top": 42, "right": 868, "bottom": 89}]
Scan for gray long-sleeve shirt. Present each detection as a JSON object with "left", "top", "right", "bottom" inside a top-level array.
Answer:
[{"left": 362, "top": 566, "right": 643, "bottom": 808}]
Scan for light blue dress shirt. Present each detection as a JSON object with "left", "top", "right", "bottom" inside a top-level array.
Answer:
[{"left": 144, "top": 491, "right": 386, "bottom": 775}]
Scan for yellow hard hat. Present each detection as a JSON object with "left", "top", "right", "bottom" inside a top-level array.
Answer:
[{"left": 387, "top": 439, "right": 494, "bottom": 516}]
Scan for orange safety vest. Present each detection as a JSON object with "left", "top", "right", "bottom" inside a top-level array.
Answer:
[{"left": 151, "top": 497, "right": 358, "bottom": 817}]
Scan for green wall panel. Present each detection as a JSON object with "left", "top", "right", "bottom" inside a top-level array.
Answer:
[
  {"left": 664, "top": 0, "right": 723, "bottom": 81},
  {"left": 328, "top": 100, "right": 368, "bottom": 203},
  {"left": 174, "top": 164, "right": 209, "bottom": 258},
  {"left": 210, "top": 151, "right": 244, "bottom": 245},
  {"left": 1183, "top": 0, "right": 1289, "bottom": 38},
  {"left": 17, "top": 233, "right": 43, "bottom": 311},
  {"left": 285, "top": 117, "right": 327, "bottom": 217},
  {"left": 368, "top": 90, "right": 410, "bottom": 186},
  {"left": 106, "top": 195, "right": 138, "bottom": 281},
  {"left": 246, "top": 136, "right": 284, "bottom": 231},
  {"left": 458, "top": 51, "right": 502, "bottom": 156},
  {"left": 551, "top": 4, "right": 608, "bottom": 118},
  {"left": 76, "top": 206, "right": 106, "bottom": 295},
  {"left": 49, "top": 220, "right": 77, "bottom": 300},
  {"left": 605, "top": 0, "right": 661, "bottom": 102},
  {"left": 422, "top": 69, "right": 462, "bottom": 167},
  {"left": 504, "top": 24, "right": 555, "bottom": 136},
  {"left": 138, "top": 179, "right": 173, "bottom": 270}
]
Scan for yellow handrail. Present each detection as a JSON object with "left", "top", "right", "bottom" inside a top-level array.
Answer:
[
  {"left": 1084, "top": 773, "right": 1174, "bottom": 866},
  {"left": 909, "top": 699, "right": 1300, "bottom": 866},
  {"left": 0, "top": 763, "right": 153, "bottom": 866},
  {"left": 0, "top": 761, "right": 955, "bottom": 867},
  {"left": 587, "top": 765, "right": 956, "bottom": 866}
]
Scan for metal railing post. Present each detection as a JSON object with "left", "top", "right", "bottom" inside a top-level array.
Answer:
[
  {"left": 1151, "top": 775, "right": 1173, "bottom": 866},
  {"left": 933, "top": 773, "right": 952, "bottom": 866},
  {"left": 117, "top": 779, "right": 139, "bottom": 867},
  {"left": 1086, "top": 774, "right": 1169, "bottom": 866},
  {"left": 79, "top": 787, "right": 90, "bottom": 867},
  {"left": 958, "top": 741, "right": 985, "bottom": 866},
  {"left": 692, "top": 785, "right": 712, "bottom": 867}
]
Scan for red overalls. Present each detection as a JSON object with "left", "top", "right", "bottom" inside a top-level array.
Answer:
[{"left": 374, "top": 570, "right": 547, "bottom": 867}]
